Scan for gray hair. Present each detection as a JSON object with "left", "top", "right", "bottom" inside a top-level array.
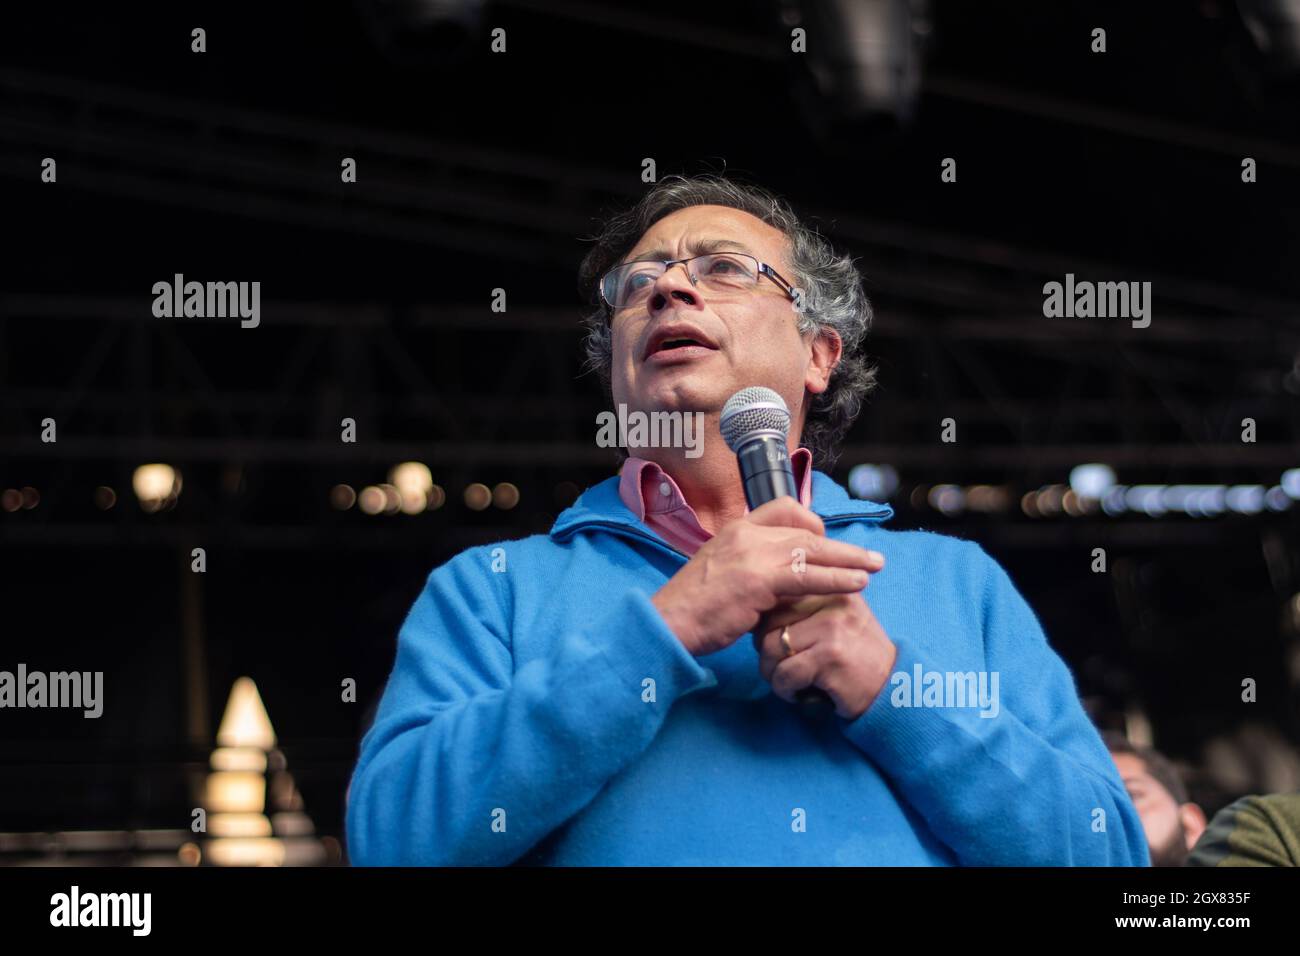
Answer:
[{"left": 577, "top": 173, "right": 877, "bottom": 471}]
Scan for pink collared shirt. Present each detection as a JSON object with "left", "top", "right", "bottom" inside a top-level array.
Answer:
[{"left": 617, "top": 448, "right": 815, "bottom": 557}]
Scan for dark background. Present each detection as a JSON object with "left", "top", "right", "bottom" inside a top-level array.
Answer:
[{"left": 2, "top": 0, "right": 1299, "bottom": 856}]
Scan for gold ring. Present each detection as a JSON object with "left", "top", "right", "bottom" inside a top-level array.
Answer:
[{"left": 780, "top": 626, "right": 794, "bottom": 658}]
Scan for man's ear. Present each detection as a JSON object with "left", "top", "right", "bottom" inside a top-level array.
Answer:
[
  {"left": 806, "top": 328, "right": 843, "bottom": 396},
  {"left": 1179, "top": 802, "right": 1208, "bottom": 851}
]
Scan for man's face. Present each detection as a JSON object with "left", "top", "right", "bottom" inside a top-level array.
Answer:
[
  {"left": 607, "top": 205, "right": 838, "bottom": 439},
  {"left": 1112, "top": 752, "right": 1192, "bottom": 866}
]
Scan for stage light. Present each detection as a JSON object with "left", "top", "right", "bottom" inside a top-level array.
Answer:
[
  {"left": 426, "top": 484, "right": 446, "bottom": 510},
  {"left": 928, "top": 484, "right": 964, "bottom": 515},
  {"left": 358, "top": 486, "right": 385, "bottom": 515},
  {"left": 378, "top": 483, "right": 402, "bottom": 515},
  {"left": 0, "top": 489, "right": 19, "bottom": 512},
  {"left": 1226, "top": 485, "right": 1267, "bottom": 514},
  {"left": 177, "top": 843, "right": 201, "bottom": 866},
  {"left": 464, "top": 483, "right": 491, "bottom": 511},
  {"left": 848, "top": 463, "right": 900, "bottom": 500},
  {"left": 1061, "top": 489, "right": 1083, "bottom": 516},
  {"left": 492, "top": 482, "right": 520, "bottom": 510},
  {"left": 1101, "top": 486, "right": 1128, "bottom": 516},
  {"left": 1126, "top": 485, "right": 1167, "bottom": 517},
  {"left": 1265, "top": 486, "right": 1292, "bottom": 511},
  {"left": 389, "top": 462, "right": 433, "bottom": 514},
  {"left": 93, "top": 486, "right": 117, "bottom": 510},
  {"left": 1282, "top": 468, "right": 1300, "bottom": 499},
  {"left": 329, "top": 484, "right": 357, "bottom": 510},
  {"left": 1069, "top": 464, "right": 1116, "bottom": 499},
  {"left": 132, "top": 464, "right": 181, "bottom": 512},
  {"left": 1035, "top": 485, "right": 1066, "bottom": 515},
  {"left": 216, "top": 677, "right": 277, "bottom": 750},
  {"left": 1020, "top": 490, "right": 1040, "bottom": 518}
]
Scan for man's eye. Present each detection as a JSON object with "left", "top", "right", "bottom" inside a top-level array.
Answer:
[
  {"left": 706, "top": 256, "right": 751, "bottom": 276},
  {"left": 624, "top": 271, "right": 656, "bottom": 294}
]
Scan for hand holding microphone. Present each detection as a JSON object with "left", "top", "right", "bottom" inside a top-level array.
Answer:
[{"left": 720, "top": 387, "right": 847, "bottom": 717}]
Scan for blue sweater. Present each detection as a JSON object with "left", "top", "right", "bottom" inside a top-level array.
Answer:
[{"left": 346, "top": 471, "right": 1149, "bottom": 866}]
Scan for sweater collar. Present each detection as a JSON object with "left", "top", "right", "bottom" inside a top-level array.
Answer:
[{"left": 550, "top": 470, "right": 894, "bottom": 542}]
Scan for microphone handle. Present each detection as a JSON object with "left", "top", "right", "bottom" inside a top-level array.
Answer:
[{"left": 738, "top": 437, "right": 835, "bottom": 719}]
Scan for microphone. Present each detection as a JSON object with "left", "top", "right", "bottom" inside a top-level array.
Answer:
[{"left": 721, "top": 386, "right": 834, "bottom": 719}]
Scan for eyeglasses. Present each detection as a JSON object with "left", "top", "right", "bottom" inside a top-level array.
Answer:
[{"left": 599, "top": 252, "right": 796, "bottom": 318}]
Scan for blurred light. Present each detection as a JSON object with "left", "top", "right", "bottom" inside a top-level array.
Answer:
[
  {"left": 0, "top": 489, "right": 20, "bottom": 512},
  {"left": 1282, "top": 468, "right": 1300, "bottom": 499},
  {"left": 378, "top": 483, "right": 402, "bottom": 515},
  {"left": 1035, "top": 484, "right": 1066, "bottom": 515},
  {"left": 389, "top": 462, "right": 433, "bottom": 514},
  {"left": 177, "top": 842, "right": 202, "bottom": 866},
  {"left": 847, "top": 464, "right": 899, "bottom": 501},
  {"left": 1126, "top": 485, "right": 1167, "bottom": 517},
  {"left": 909, "top": 486, "right": 929, "bottom": 510},
  {"left": 1101, "top": 486, "right": 1128, "bottom": 516},
  {"left": 204, "top": 838, "right": 285, "bottom": 867},
  {"left": 1266, "top": 485, "right": 1292, "bottom": 511},
  {"left": 93, "top": 486, "right": 117, "bottom": 510},
  {"left": 426, "top": 484, "right": 446, "bottom": 511},
  {"left": 216, "top": 677, "right": 277, "bottom": 750},
  {"left": 1061, "top": 489, "right": 1083, "bottom": 516},
  {"left": 1226, "top": 485, "right": 1267, "bottom": 514},
  {"left": 399, "top": 490, "right": 427, "bottom": 514},
  {"left": 965, "top": 485, "right": 1010, "bottom": 513},
  {"left": 132, "top": 463, "right": 181, "bottom": 512},
  {"left": 358, "top": 486, "right": 386, "bottom": 515},
  {"left": 1020, "top": 490, "right": 1039, "bottom": 518},
  {"left": 210, "top": 747, "right": 268, "bottom": 773},
  {"left": 928, "top": 484, "right": 964, "bottom": 515},
  {"left": 20, "top": 486, "right": 39, "bottom": 509},
  {"left": 329, "top": 484, "right": 357, "bottom": 510},
  {"left": 389, "top": 461, "right": 432, "bottom": 492},
  {"left": 464, "top": 483, "right": 492, "bottom": 511},
  {"left": 208, "top": 814, "right": 273, "bottom": 838},
  {"left": 1069, "top": 463, "right": 1116, "bottom": 499},
  {"left": 492, "top": 482, "right": 520, "bottom": 510},
  {"left": 205, "top": 772, "right": 265, "bottom": 814}
]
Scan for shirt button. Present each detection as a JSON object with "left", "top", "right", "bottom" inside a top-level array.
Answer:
[{"left": 659, "top": 481, "right": 672, "bottom": 498}]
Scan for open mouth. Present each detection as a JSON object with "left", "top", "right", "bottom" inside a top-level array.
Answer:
[
  {"left": 644, "top": 326, "right": 719, "bottom": 360},
  {"left": 655, "top": 337, "right": 705, "bottom": 352}
]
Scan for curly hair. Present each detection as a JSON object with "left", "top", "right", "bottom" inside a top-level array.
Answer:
[{"left": 576, "top": 173, "right": 877, "bottom": 471}]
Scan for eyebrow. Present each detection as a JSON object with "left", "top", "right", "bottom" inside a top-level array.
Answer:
[{"left": 623, "top": 237, "right": 755, "bottom": 264}]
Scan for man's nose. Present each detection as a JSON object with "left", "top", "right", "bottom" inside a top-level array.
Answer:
[{"left": 648, "top": 262, "right": 699, "bottom": 315}]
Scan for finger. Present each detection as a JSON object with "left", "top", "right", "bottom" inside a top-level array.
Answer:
[
  {"left": 770, "top": 650, "right": 820, "bottom": 703},
  {"left": 771, "top": 564, "right": 871, "bottom": 601},
  {"left": 760, "top": 594, "right": 842, "bottom": 632},
  {"left": 788, "top": 535, "right": 885, "bottom": 573},
  {"left": 754, "top": 623, "right": 804, "bottom": 681},
  {"left": 746, "top": 496, "right": 825, "bottom": 535}
]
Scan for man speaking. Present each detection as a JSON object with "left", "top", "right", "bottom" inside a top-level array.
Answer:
[{"left": 345, "top": 174, "right": 1148, "bottom": 866}]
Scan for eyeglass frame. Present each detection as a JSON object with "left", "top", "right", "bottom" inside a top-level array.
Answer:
[{"left": 599, "top": 252, "right": 798, "bottom": 323}]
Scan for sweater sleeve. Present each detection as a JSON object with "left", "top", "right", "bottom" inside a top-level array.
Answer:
[
  {"left": 345, "top": 547, "right": 717, "bottom": 865},
  {"left": 838, "top": 542, "right": 1149, "bottom": 866}
]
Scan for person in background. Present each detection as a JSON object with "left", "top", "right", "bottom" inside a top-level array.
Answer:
[
  {"left": 1103, "top": 731, "right": 1207, "bottom": 866},
  {"left": 1187, "top": 791, "right": 1300, "bottom": 866}
]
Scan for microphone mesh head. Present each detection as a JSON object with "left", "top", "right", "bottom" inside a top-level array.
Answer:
[{"left": 720, "top": 387, "right": 791, "bottom": 452}]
